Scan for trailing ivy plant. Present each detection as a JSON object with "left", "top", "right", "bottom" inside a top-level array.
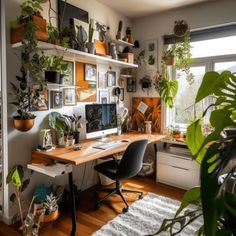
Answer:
[
  {"left": 160, "top": 31, "right": 193, "bottom": 108},
  {"left": 156, "top": 71, "right": 236, "bottom": 235}
]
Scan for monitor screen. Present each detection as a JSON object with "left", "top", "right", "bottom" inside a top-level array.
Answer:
[{"left": 85, "top": 104, "right": 117, "bottom": 138}]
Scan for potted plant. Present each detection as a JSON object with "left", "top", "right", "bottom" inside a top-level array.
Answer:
[
  {"left": 6, "top": 165, "right": 45, "bottom": 235},
  {"left": 10, "top": 81, "right": 36, "bottom": 132},
  {"left": 46, "top": 23, "right": 60, "bottom": 45},
  {"left": 41, "top": 54, "right": 68, "bottom": 84},
  {"left": 139, "top": 76, "right": 152, "bottom": 95},
  {"left": 10, "top": 0, "right": 48, "bottom": 44},
  {"left": 42, "top": 193, "right": 59, "bottom": 222},
  {"left": 76, "top": 25, "right": 88, "bottom": 52},
  {"left": 156, "top": 71, "right": 236, "bottom": 235},
  {"left": 86, "top": 23, "right": 95, "bottom": 54}
]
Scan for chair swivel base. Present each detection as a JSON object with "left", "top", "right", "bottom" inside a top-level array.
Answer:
[{"left": 95, "top": 181, "right": 143, "bottom": 213}]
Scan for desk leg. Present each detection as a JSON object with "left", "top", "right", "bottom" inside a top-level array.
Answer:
[{"left": 69, "top": 172, "right": 77, "bottom": 236}]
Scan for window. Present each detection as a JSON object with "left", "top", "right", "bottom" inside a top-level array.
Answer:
[{"left": 167, "top": 35, "right": 236, "bottom": 129}]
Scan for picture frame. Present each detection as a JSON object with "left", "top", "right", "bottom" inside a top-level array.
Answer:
[
  {"left": 120, "top": 88, "right": 124, "bottom": 101},
  {"left": 145, "top": 39, "right": 158, "bottom": 68},
  {"left": 63, "top": 88, "right": 77, "bottom": 106},
  {"left": 107, "top": 71, "right": 116, "bottom": 87},
  {"left": 50, "top": 90, "right": 63, "bottom": 109},
  {"left": 109, "top": 89, "right": 116, "bottom": 103},
  {"left": 84, "top": 64, "right": 97, "bottom": 82},
  {"left": 63, "top": 60, "right": 74, "bottom": 85},
  {"left": 127, "top": 77, "right": 136, "bottom": 92},
  {"left": 30, "top": 86, "right": 49, "bottom": 111},
  {"left": 98, "top": 72, "right": 107, "bottom": 88},
  {"left": 99, "top": 89, "right": 109, "bottom": 104}
]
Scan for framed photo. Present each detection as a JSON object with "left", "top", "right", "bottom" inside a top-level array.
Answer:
[
  {"left": 146, "top": 39, "right": 158, "bottom": 68},
  {"left": 120, "top": 88, "right": 124, "bottom": 101},
  {"left": 63, "top": 88, "right": 77, "bottom": 106},
  {"left": 109, "top": 89, "right": 115, "bottom": 103},
  {"left": 127, "top": 77, "right": 136, "bottom": 92},
  {"left": 98, "top": 72, "right": 107, "bottom": 88},
  {"left": 85, "top": 64, "right": 97, "bottom": 82},
  {"left": 30, "top": 87, "right": 49, "bottom": 111},
  {"left": 99, "top": 89, "right": 109, "bottom": 104},
  {"left": 63, "top": 60, "right": 74, "bottom": 85},
  {"left": 50, "top": 90, "right": 63, "bottom": 109},
  {"left": 107, "top": 71, "right": 116, "bottom": 87}
]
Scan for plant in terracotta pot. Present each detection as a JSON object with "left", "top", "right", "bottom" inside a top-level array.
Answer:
[
  {"left": 41, "top": 54, "right": 68, "bottom": 84},
  {"left": 10, "top": 0, "right": 48, "bottom": 44},
  {"left": 42, "top": 193, "right": 59, "bottom": 222}
]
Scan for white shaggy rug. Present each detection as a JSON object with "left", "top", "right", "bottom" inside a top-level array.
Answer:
[{"left": 92, "top": 192, "right": 203, "bottom": 236}]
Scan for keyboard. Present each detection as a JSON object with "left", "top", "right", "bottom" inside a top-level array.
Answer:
[{"left": 93, "top": 141, "right": 121, "bottom": 150}]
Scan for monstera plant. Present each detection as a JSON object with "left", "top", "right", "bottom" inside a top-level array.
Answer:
[{"left": 156, "top": 71, "right": 236, "bottom": 235}]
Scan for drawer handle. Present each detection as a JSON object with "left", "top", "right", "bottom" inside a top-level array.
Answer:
[
  {"left": 170, "top": 155, "right": 191, "bottom": 161},
  {"left": 170, "top": 165, "right": 189, "bottom": 171}
]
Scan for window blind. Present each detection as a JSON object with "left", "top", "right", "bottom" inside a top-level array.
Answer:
[{"left": 164, "top": 23, "right": 236, "bottom": 45}]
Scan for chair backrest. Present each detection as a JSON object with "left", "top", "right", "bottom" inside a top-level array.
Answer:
[{"left": 115, "top": 139, "right": 148, "bottom": 180}]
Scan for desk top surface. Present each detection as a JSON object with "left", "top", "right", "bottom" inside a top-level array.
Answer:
[{"left": 32, "top": 132, "right": 164, "bottom": 165}]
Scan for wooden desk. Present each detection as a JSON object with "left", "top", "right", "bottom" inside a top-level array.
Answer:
[
  {"left": 32, "top": 132, "right": 164, "bottom": 165},
  {"left": 30, "top": 132, "right": 164, "bottom": 236}
]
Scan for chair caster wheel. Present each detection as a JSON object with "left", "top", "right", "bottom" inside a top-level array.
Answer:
[
  {"left": 139, "top": 193, "right": 144, "bottom": 199},
  {"left": 122, "top": 207, "right": 129, "bottom": 213}
]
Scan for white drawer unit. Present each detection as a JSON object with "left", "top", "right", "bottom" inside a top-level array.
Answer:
[{"left": 156, "top": 145, "right": 200, "bottom": 190}]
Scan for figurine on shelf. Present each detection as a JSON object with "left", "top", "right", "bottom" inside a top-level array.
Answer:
[
  {"left": 125, "top": 27, "right": 134, "bottom": 44},
  {"left": 116, "top": 20, "right": 123, "bottom": 40}
]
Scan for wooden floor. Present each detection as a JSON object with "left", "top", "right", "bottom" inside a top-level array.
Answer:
[{"left": 0, "top": 177, "right": 185, "bottom": 236}]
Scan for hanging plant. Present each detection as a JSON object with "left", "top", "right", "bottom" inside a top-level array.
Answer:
[
  {"left": 160, "top": 20, "right": 193, "bottom": 108},
  {"left": 174, "top": 20, "right": 189, "bottom": 37},
  {"left": 139, "top": 76, "right": 152, "bottom": 95}
]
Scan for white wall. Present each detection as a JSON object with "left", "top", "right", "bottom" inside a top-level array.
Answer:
[
  {"left": 130, "top": 0, "right": 236, "bottom": 130},
  {"left": 5, "top": 0, "right": 132, "bottom": 221}
]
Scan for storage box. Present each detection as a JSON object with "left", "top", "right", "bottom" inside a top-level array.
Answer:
[{"left": 122, "top": 53, "right": 134, "bottom": 64}]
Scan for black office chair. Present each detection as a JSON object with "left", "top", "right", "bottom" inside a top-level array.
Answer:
[{"left": 94, "top": 139, "right": 148, "bottom": 213}]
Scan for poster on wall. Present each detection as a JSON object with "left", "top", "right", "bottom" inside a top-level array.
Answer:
[{"left": 145, "top": 39, "right": 158, "bottom": 69}]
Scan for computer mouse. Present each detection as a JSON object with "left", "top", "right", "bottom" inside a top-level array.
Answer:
[{"left": 121, "top": 139, "right": 130, "bottom": 142}]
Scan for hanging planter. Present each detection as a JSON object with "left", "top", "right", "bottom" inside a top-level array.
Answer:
[
  {"left": 139, "top": 76, "right": 152, "bottom": 95},
  {"left": 13, "top": 116, "right": 36, "bottom": 132},
  {"left": 174, "top": 20, "right": 189, "bottom": 37}
]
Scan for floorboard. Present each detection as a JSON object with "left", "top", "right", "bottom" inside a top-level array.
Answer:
[{"left": 0, "top": 177, "right": 185, "bottom": 236}]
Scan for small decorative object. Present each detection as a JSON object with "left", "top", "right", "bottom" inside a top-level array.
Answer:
[
  {"left": 38, "top": 129, "right": 53, "bottom": 151},
  {"left": 84, "top": 64, "right": 97, "bottom": 82},
  {"left": 86, "top": 23, "right": 95, "bottom": 54},
  {"left": 98, "top": 72, "right": 107, "bottom": 88},
  {"left": 174, "top": 20, "right": 189, "bottom": 37},
  {"left": 63, "top": 60, "right": 74, "bottom": 85},
  {"left": 109, "top": 89, "right": 116, "bottom": 103},
  {"left": 50, "top": 91, "right": 63, "bottom": 109},
  {"left": 63, "top": 88, "right": 76, "bottom": 106},
  {"left": 107, "top": 71, "right": 116, "bottom": 87},
  {"left": 110, "top": 43, "right": 118, "bottom": 60},
  {"left": 122, "top": 52, "right": 134, "bottom": 64},
  {"left": 139, "top": 76, "right": 152, "bottom": 95},
  {"left": 120, "top": 88, "right": 124, "bottom": 101},
  {"left": 116, "top": 20, "right": 123, "bottom": 40},
  {"left": 127, "top": 77, "right": 136, "bottom": 92},
  {"left": 76, "top": 25, "right": 88, "bottom": 52},
  {"left": 118, "top": 77, "right": 125, "bottom": 87},
  {"left": 125, "top": 27, "right": 134, "bottom": 44},
  {"left": 99, "top": 90, "right": 109, "bottom": 104},
  {"left": 145, "top": 121, "right": 152, "bottom": 134}
]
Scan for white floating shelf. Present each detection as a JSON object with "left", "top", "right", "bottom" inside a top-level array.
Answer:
[
  {"left": 27, "top": 163, "right": 72, "bottom": 178},
  {"left": 110, "top": 39, "right": 134, "bottom": 47},
  {"left": 12, "top": 41, "right": 138, "bottom": 69}
]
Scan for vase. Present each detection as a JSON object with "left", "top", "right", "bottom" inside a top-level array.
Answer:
[
  {"left": 86, "top": 42, "right": 95, "bottom": 54},
  {"left": 13, "top": 117, "right": 35, "bottom": 132}
]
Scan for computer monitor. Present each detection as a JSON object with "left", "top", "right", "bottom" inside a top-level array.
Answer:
[{"left": 85, "top": 104, "right": 118, "bottom": 139}]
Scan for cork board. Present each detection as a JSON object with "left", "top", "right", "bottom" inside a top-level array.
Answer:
[
  {"left": 132, "top": 97, "right": 161, "bottom": 132},
  {"left": 76, "top": 62, "right": 97, "bottom": 102}
]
